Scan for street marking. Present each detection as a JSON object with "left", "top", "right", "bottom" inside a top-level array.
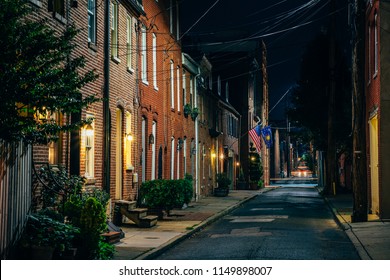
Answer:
[
  {"left": 230, "top": 218, "right": 275, "bottom": 223},
  {"left": 250, "top": 208, "right": 284, "bottom": 211},
  {"left": 210, "top": 227, "right": 272, "bottom": 238},
  {"left": 226, "top": 215, "right": 288, "bottom": 219}
]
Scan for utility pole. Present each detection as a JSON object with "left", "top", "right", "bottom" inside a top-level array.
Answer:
[
  {"left": 326, "top": 0, "right": 337, "bottom": 195},
  {"left": 351, "top": 0, "right": 368, "bottom": 222},
  {"left": 261, "top": 41, "right": 270, "bottom": 186}
]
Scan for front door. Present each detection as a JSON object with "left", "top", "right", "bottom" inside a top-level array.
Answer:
[{"left": 369, "top": 115, "right": 379, "bottom": 215}]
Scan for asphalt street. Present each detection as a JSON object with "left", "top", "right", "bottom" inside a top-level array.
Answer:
[{"left": 155, "top": 185, "right": 360, "bottom": 260}]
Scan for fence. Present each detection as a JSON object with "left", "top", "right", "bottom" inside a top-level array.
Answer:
[{"left": 0, "top": 140, "right": 32, "bottom": 259}]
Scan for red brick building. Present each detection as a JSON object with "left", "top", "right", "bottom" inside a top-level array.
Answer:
[{"left": 365, "top": 0, "right": 390, "bottom": 219}]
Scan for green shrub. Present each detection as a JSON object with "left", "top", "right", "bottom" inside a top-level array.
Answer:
[{"left": 139, "top": 178, "right": 194, "bottom": 215}]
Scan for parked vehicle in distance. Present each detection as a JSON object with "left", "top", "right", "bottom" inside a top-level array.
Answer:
[{"left": 291, "top": 161, "right": 313, "bottom": 178}]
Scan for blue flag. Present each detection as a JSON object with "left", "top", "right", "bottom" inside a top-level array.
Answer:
[{"left": 261, "top": 126, "right": 273, "bottom": 148}]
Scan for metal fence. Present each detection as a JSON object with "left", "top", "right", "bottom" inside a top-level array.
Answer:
[{"left": 0, "top": 140, "right": 32, "bottom": 259}]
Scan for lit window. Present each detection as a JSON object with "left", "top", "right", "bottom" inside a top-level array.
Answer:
[
  {"left": 125, "top": 112, "right": 133, "bottom": 170},
  {"left": 84, "top": 116, "right": 95, "bottom": 178}
]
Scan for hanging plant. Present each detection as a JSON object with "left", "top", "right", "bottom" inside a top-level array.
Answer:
[
  {"left": 183, "top": 104, "right": 192, "bottom": 117},
  {"left": 191, "top": 107, "right": 199, "bottom": 120}
]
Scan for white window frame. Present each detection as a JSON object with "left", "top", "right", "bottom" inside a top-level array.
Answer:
[
  {"left": 170, "top": 60, "right": 175, "bottom": 109},
  {"left": 88, "top": 0, "right": 96, "bottom": 44},
  {"left": 141, "top": 25, "right": 148, "bottom": 83},
  {"left": 171, "top": 137, "right": 175, "bottom": 179},
  {"left": 126, "top": 15, "right": 133, "bottom": 71},
  {"left": 177, "top": 66, "right": 181, "bottom": 111},
  {"left": 151, "top": 121, "right": 156, "bottom": 180},
  {"left": 111, "top": 1, "right": 119, "bottom": 60},
  {"left": 152, "top": 33, "right": 158, "bottom": 89}
]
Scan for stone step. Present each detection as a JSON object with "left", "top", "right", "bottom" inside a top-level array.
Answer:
[
  {"left": 128, "top": 208, "right": 148, "bottom": 218},
  {"left": 139, "top": 215, "right": 159, "bottom": 228},
  {"left": 115, "top": 200, "right": 137, "bottom": 210}
]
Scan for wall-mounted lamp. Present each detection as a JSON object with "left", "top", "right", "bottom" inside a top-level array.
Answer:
[
  {"left": 149, "top": 133, "right": 155, "bottom": 145},
  {"left": 211, "top": 152, "right": 216, "bottom": 158},
  {"left": 126, "top": 133, "right": 134, "bottom": 141},
  {"left": 85, "top": 124, "right": 94, "bottom": 137}
]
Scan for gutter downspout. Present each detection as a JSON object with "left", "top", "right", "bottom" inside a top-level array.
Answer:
[
  {"left": 195, "top": 72, "right": 200, "bottom": 201},
  {"left": 103, "top": 1, "right": 111, "bottom": 193}
]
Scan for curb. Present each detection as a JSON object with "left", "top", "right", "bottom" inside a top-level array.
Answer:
[
  {"left": 316, "top": 187, "right": 372, "bottom": 260},
  {"left": 135, "top": 188, "right": 276, "bottom": 260}
]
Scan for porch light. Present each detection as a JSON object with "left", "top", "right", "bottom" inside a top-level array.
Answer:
[{"left": 85, "top": 124, "right": 94, "bottom": 137}]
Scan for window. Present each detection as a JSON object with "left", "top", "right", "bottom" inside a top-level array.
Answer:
[
  {"left": 368, "top": 23, "right": 371, "bottom": 81},
  {"left": 48, "top": 112, "right": 60, "bottom": 165},
  {"left": 170, "top": 60, "right": 175, "bottom": 109},
  {"left": 182, "top": 70, "right": 187, "bottom": 108},
  {"left": 125, "top": 111, "right": 133, "bottom": 170},
  {"left": 84, "top": 115, "right": 95, "bottom": 178},
  {"left": 217, "top": 75, "right": 221, "bottom": 96},
  {"left": 152, "top": 33, "right": 158, "bottom": 89},
  {"left": 183, "top": 138, "right": 187, "bottom": 175},
  {"left": 177, "top": 66, "right": 181, "bottom": 111},
  {"left": 111, "top": 1, "right": 119, "bottom": 59},
  {"left": 127, "top": 16, "right": 133, "bottom": 70},
  {"left": 374, "top": 13, "right": 378, "bottom": 76},
  {"left": 141, "top": 26, "right": 148, "bottom": 83},
  {"left": 88, "top": 0, "right": 96, "bottom": 44},
  {"left": 171, "top": 137, "right": 175, "bottom": 179},
  {"left": 190, "top": 76, "right": 194, "bottom": 107},
  {"left": 49, "top": 0, "right": 65, "bottom": 16},
  {"left": 151, "top": 121, "right": 156, "bottom": 179}
]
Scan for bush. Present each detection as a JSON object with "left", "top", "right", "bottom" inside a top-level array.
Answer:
[
  {"left": 216, "top": 173, "right": 232, "bottom": 189},
  {"left": 139, "top": 178, "right": 193, "bottom": 216},
  {"left": 63, "top": 188, "right": 112, "bottom": 259}
]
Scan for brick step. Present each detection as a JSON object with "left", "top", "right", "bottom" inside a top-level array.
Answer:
[{"left": 101, "top": 231, "right": 121, "bottom": 244}]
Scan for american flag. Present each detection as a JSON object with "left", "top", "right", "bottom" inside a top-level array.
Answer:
[{"left": 248, "top": 125, "right": 262, "bottom": 153}]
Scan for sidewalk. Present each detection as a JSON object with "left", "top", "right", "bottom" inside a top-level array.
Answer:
[
  {"left": 112, "top": 186, "right": 390, "bottom": 260},
  {"left": 324, "top": 192, "right": 390, "bottom": 260}
]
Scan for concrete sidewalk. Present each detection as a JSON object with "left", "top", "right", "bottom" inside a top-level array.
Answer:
[
  {"left": 324, "top": 193, "right": 390, "bottom": 260},
  {"left": 112, "top": 185, "right": 390, "bottom": 260}
]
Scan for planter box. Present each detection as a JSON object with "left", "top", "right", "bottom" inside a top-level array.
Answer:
[
  {"left": 214, "top": 188, "right": 229, "bottom": 197},
  {"left": 236, "top": 181, "right": 249, "bottom": 190}
]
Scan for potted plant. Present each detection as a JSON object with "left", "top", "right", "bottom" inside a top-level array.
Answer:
[
  {"left": 214, "top": 173, "right": 231, "bottom": 197},
  {"left": 236, "top": 167, "right": 248, "bottom": 190},
  {"left": 19, "top": 213, "right": 80, "bottom": 259}
]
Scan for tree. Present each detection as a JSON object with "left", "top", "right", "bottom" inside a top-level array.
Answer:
[{"left": 0, "top": 0, "right": 99, "bottom": 144}]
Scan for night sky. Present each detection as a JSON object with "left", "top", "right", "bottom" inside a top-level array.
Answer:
[{"left": 179, "top": 0, "right": 350, "bottom": 123}]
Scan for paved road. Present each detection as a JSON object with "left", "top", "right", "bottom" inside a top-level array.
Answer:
[{"left": 155, "top": 185, "right": 360, "bottom": 260}]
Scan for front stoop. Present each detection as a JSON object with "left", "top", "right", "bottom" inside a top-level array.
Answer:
[{"left": 115, "top": 200, "right": 158, "bottom": 228}]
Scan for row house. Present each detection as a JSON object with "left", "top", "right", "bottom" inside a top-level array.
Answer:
[
  {"left": 25, "top": 0, "right": 241, "bottom": 215},
  {"left": 26, "top": 1, "right": 194, "bottom": 213},
  {"left": 365, "top": 0, "right": 390, "bottom": 219},
  {"left": 196, "top": 55, "right": 241, "bottom": 195}
]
